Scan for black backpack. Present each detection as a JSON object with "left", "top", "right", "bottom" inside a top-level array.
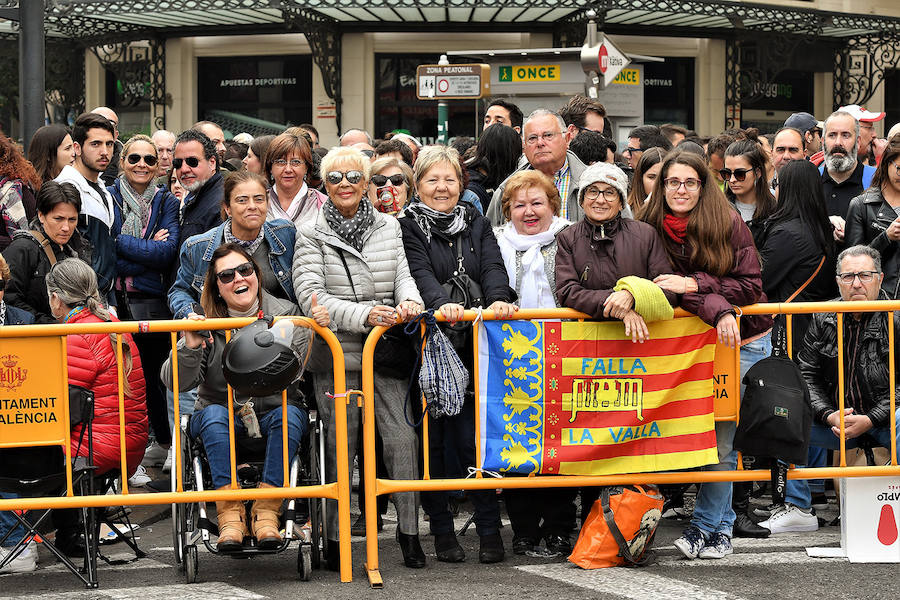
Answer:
[{"left": 733, "top": 318, "right": 813, "bottom": 465}]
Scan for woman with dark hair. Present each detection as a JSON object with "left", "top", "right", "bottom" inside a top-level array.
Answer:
[
  {"left": 264, "top": 132, "right": 326, "bottom": 226},
  {"left": 168, "top": 167, "right": 187, "bottom": 204},
  {"left": 162, "top": 243, "right": 328, "bottom": 552},
  {"left": 722, "top": 139, "right": 776, "bottom": 246},
  {"left": 641, "top": 151, "right": 767, "bottom": 561},
  {"left": 846, "top": 138, "right": 900, "bottom": 298},
  {"left": 465, "top": 123, "right": 523, "bottom": 213},
  {"left": 243, "top": 134, "right": 275, "bottom": 176},
  {"left": 26, "top": 124, "right": 76, "bottom": 184},
  {"left": 0, "top": 133, "right": 41, "bottom": 251},
  {"left": 626, "top": 146, "right": 666, "bottom": 215},
  {"left": 2, "top": 181, "right": 84, "bottom": 322}
]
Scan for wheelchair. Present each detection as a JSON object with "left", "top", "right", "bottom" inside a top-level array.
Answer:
[{"left": 171, "top": 408, "right": 328, "bottom": 583}]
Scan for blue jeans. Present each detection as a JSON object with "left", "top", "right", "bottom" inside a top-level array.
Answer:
[
  {"left": 188, "top": 404, "right": 306, "bottom": 489},
  {"left": 785, "top": 408, "right": 900, "bottom": 508},
  {"left": 691, "top": 332, "right": 771, "bottom": 537},
  {"left": 168, "top": 388, "right": 197, "bottom": 439},
  {"left": 0, "top": 493, "right": 25, "bottom": 548}
]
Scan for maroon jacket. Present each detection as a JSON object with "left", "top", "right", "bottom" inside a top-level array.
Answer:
[
  {"left": 663, "top": 211, "right": 770, "bottom": 335},
  {"left": 556, "top": 216, "right": 677, "bottom": 317}
]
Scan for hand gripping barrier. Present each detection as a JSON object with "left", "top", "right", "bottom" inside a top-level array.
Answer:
[
  {"left": 0, "top": 316, "right": 353, "bottom": 583},
  {"left": 360, "top": 303, "right": 900, "bottom": 587}
]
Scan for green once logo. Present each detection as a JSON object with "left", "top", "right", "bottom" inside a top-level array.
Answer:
[{"left": 499, "top": 66, "right": 512, "bottom": 82}]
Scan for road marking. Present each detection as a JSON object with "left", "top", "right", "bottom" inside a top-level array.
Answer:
[
  {"left": 518, "top": 563, "right": 745, "bottom": 599},
  {"left": 658, "top": 531, "right": 841, "bottom": 551},
  {"left": 0, "top": 582, "right": 264, "bottom": 599},
  {"left": 0, "top": 553, "right": 168, "bottom": 578},
  {"left": 657, "top": 550, "right": 845, "bottom": 567}
]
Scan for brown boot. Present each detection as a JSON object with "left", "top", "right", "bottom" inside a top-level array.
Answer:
[
  {"left": 215, "top": 485, "right": 248, "bottom": 553},
  {"left": 251, "top": 483, "right": 284, "bottom": 550}
]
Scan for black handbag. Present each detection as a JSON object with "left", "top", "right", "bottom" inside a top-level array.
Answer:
[
  {"left": 439, "top": 236, "right": 485, "bottom": 354},
  {"left": 335, "top": 249, "right": 419, "bottom": 379}
]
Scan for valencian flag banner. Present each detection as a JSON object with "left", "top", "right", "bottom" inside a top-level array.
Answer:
[{"left": 477, "top": 318, "right": 720, "bottom": 476}]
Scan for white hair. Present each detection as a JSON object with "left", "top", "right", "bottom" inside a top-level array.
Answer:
[{"left": 523, "top": 109, "right": 567, "bottom": 136}]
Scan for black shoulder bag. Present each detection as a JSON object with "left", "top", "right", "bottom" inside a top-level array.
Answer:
[{"left": 440, "top": 235, "right": 485, "bottom": 354}]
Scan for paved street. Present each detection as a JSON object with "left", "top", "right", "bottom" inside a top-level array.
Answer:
[{"left": 0, "top": 481, "right": 895, "bottom": 600}]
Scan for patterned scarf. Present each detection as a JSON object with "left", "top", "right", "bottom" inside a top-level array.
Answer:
[
  {"left": 404, "top": 197, "right": 467, "bottom": 243},
  {"left": 223, "top": 218, "right": 266, "bottom": 255},
  {"left": 322, "top": 197, "right": 376, "bottom": 252},
  {"left": 119, "top": 177, "right": 155, "bottom": 238}
]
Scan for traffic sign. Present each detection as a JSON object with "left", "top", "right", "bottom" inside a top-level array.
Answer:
[
  {"left": 580, "top": 34, "right": 631, "bottom": 89},
  {"left": 416, "top": 63, "right": 490, "bottom": 100}
]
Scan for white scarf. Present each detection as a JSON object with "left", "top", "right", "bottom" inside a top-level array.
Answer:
[
  {"left": 269, "top": 183, "right": 318, "bottom": 225},
  {"left": 497, "top": 217, "right": 568, "bottom": 309}
]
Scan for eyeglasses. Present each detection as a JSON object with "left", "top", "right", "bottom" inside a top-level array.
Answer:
[
  {"left": 623, "top": 147, "right": 642, "bottom": 156},
  {"left": 583, "top": 186, "right": 620, "bottom": 202},
  {"left": 719, "top": 168, "right": 752, "bottom": 181},
  {"left": 837, "top": 270, "right": 879, "bottom": 285},
  {"left": 663, "top": 178, "right": 702, "bottom": 192},
  {"left": 272, "top": 158, "right": 305, "bottom": 169},
  {"left": 524, "top": 131, "right": 563, "bottom": 146},
  {"left": 326, "top": 170, "right": 364, "bottom": 185},
  {"left": 172, "top": 156, "right": 201, "bottom": 169},
  {"left": 216, "top": 261, "right": 255, "bottom": 284},
  {"left": 360, "top": 149, "right": 375, "bottom": 158},
  {"left": 891, "top": 161, "right": 900, "bottom": 175},
  {"left": 0, "top": 279, "right": 6, "bottom": 292},
  {"left": 126, "top": 153, "right": 158, "bottom": 167},
  {"left": 371, "top": 173, "right": 406, "bottom": 187}
]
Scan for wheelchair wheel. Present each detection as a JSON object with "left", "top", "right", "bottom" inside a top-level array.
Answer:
[
  {"left": 308, "top": 416, "right": 325, "bottom": 569},
  {"left": 297, "top": 543, "right": 312, "bottom": 581},
  {"left": 185, "top": 544, "right": 199, "bottom": 583},
  {"left": 173, "top": 432, "right": 195, "bottom": 570}
]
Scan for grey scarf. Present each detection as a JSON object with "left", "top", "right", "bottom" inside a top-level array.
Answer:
[
  {"left": 404, "top": 198, "right": 467, "bottom": 243},
  {"left": 119, "top": 178, "right": 155, "bottom": 238},
  {"left": 322, "top": 197, "right": 376, "bottom": 252},
  {"left": 223, "top": 218, "right": 266, "bottom": 255}
]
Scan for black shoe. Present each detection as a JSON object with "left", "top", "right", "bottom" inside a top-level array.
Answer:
[
  {"left": 397, "top": 531, "right": 426, "bottom": 568},
  {"left": 434, "top": 532, "right": 465, "bottom": 563},
  {"left": 512, "top": 536, "right": 537, "bottom": 555},
  {"left": 326, "top": 539, "right": 340, "bottom": 572},
  {"left": 544, "top": 534, "right": 572, "bottom": 555},
  {"left": 811, "top": 492, "right": 829, "bottom": 511},
  {"left": 733, "top": 512, "right": 770, "bottom": 538},
  {"left": 55, "top": 531, "right": 87, "bottom": 557},
  {"left": 478, "top": 533, "right": 505, "bottom": 564},
  {"left": 350, "top": 512, "right": 383, "bottom": 537}
]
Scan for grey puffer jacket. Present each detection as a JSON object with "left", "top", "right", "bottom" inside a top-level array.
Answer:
[{"left": 293, "top": 208, "right": 423, "bottom": 372}]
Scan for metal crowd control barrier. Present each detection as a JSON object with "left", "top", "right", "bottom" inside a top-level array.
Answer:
[
  {"left": 360, "top": 302, "right": 900, "bottom": 587},
  {"left": 0, "top": 316, "right": 354, "bottom": 583}
]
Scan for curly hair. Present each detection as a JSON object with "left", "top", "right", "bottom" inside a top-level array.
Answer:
[{"left": 0, "top": 132, "right": 40, "bottom": 189}]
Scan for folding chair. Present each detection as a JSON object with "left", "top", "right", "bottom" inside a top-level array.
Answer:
[{"left": 0, "top": 385, "right": 100, "bottom": 588}]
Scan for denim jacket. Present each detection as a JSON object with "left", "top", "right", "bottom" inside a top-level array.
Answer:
[{"left": 167, "top": 219, "right": 296, "bottom": 319}]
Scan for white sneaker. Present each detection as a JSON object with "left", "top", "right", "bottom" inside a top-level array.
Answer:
[
  {"left": 162, "top": 446, "right": 173, "bottom": 474},
  {"left": 0, "top": 541, "right": 37, "bottom": 573},
  {"left": 758, "top": 503, "right": 818, "bottom": 533},
  {"left": 128, "top": 465, "right": 152, "bottom": 487},
  {"left": 140, "top": 441, "right": 168, "bottom": 468}
]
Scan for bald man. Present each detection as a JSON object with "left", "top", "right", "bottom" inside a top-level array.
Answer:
[
  {"left": 91, "top": 106, "right": 123, "bottom": 186},
  {"left": 192, "top": 120, "right": 228, "bottom": 170}
]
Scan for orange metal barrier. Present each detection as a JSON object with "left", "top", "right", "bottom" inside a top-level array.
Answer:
[
  {"left": 360, "top": 302, "right": 900, "bottom": 587},
  {"left": 0, "top": 316, "right": 353, "bottom": 583}
]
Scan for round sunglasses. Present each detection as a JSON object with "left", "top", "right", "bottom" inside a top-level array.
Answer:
[
  {"left": 215, "top": 261, "right": 255, "bottom": 284},
  {"left": 371, "top": 173, "right": 406, "bottom": 187},
  {"left": 126, "top": 153, "right": 158, "bottom": 167},
  {"left": 326, "top": 170, "right": 364, "bottom": 185},
  {"left": 172, "top": 156, "right": 201, "bottom": 169}
]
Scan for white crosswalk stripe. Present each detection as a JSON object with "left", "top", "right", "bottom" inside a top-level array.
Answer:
[{"left": 0, "top": 582, "right": 264, "bottom": 600}]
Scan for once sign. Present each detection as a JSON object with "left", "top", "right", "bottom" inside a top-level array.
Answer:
[{"left": 416, "top": 63, "right": 490, "bottom": 100}]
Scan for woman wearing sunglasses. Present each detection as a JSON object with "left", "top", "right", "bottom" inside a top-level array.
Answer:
[
  {"left": 264, "top": 131, "right": 326, "bottom": 227},
  {"left": 722, "top": 139, "right": 776, "bottom": 247},
  {"left": 641, "top": 151, "right": 766, "bottom": 561},
  {"left": 163, "top": 243, "right": 329, "bottom": 552},
  {"left": 168, "top": 170, "right": 297, "bottom": 321},
  {"left": 293, "top": 146, "right": 425, "bottom": 570},
  {"left": 367, "top": 156, "right": 413, "bottom": 215},
  {"left": 107, "top": 134, "right": 180, "bottom": 459}
]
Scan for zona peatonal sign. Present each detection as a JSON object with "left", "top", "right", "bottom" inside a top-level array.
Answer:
[{"left": 416, "top": 63, "right": 491, "bottom": 100}]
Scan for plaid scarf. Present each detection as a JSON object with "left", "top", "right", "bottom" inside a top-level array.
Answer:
[
  {"left": 119, "top": 178, "right": 155, "bottom": 238},
  {"left": 322, "top": 197, "right": 376, "bottom": 252}
]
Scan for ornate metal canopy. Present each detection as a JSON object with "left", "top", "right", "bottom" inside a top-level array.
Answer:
[{"left": 0, "top": 0, "right": 897, "bottom": 131}]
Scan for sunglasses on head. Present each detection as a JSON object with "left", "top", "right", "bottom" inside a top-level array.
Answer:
[
  {"left": 215, "top": 261, "right": 255, "bottom": 284},
  {"left": 325, "top": 170, "right": 364, "bottom": 185},
  {"left": 719, "top": 168, "right": 753, "bottom": 181},
  {"left": 371, "top": 174, "right": 406, "bottom": 187},
  {"left": 172, "top": 156, "right": 201, "bottom": 169},
  {"left": 126, "top": 153, "right": 158, "bottom": 167}
]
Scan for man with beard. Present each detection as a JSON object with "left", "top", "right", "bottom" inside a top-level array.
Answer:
[
  {"left": 172, "top": 129, "right": 223, "bottom": 253},
  {"left": 820, "top": 110, "right": 876, "bottom": 243},
  {"left": 54, "top": 112, "right": 118, "bottom": 298}
]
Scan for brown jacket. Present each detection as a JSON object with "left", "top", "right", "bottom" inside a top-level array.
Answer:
[{"left": 555, "top": 216, "right": 676, "bottom": 317}]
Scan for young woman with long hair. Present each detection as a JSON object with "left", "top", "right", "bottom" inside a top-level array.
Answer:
[{"left": 722, "top": 139, "right": 776, "bottom": 246}]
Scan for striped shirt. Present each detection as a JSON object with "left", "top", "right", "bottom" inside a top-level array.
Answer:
[{"left": 554, "top": 161, "right": 572, "bottom": 220}]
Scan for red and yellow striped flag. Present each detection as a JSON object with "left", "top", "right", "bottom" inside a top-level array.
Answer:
[{"left": 477, "top": 317, "right": 720, "bottom": 476}]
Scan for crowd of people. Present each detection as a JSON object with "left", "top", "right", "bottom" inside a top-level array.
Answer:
[{"left": 0, "top": 95, "right": 899, "bottom": 573}]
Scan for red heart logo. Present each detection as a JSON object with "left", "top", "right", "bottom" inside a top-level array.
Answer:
[{"left": 877, "top": 504, "right": 898, "bottom": 546}]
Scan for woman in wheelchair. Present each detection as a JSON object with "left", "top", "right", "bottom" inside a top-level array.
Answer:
[{"left": 162, "top": 243, "right": 329, "bottom": 552}]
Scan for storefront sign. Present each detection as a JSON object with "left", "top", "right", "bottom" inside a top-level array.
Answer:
[{"left": 497, "top": 65, "right": 561, "bottom": 83}]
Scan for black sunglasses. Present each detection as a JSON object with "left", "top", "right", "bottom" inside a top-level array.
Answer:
[
  {"left": 326, "top": 170, "right": 364, "bottom": 185},
  {"left": 719, "top": 168, "right": 753, "bottom": 181},
  {"left": 126, "top": 153, "right": 158, "bottom": 167},
  {"left": 0, "top": 279, "right": 6, "bottom": 292},
  {"left": 172, "top": 156, "right": 201, "bottom": 169},
  {"left": 215, "top": 261, "right": 255, "bottom": 284},
  {"left": 371, "top": 174, "right": 406, "bottom": 187}
]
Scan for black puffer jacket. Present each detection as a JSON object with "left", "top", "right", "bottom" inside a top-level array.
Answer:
[
  {"left": 845, "top": 187, "right": 900, "bottom": 298},
  {"left": 797, "top": 291, "right": 900, "bottom": 428}
]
